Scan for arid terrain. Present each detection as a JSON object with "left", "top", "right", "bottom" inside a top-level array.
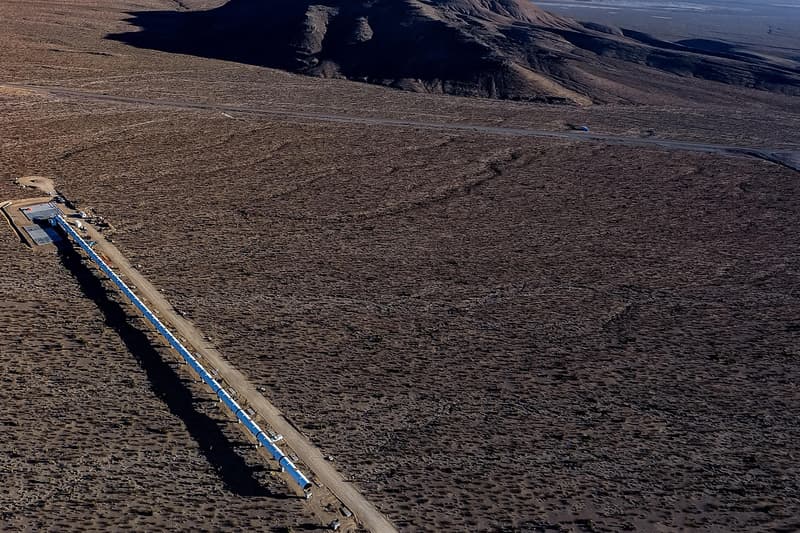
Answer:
[
  {"left": 0, "top": 190, "right": 315, "bottom": 530},
  {"left": 1, "top": 0, "right": 799, "bottom": 531},
  {"left": 108, "top": 0, "right": 800, "bottom": 102}
]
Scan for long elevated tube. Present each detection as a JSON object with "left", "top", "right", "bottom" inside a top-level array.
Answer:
[{"left": 53, "top": 215, "right": 313, "bottom": 493}]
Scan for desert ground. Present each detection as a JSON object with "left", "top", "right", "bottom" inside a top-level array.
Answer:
[
  {"left": 1, "top": 0, "right": 799, "bottom": 531},
  {"left": 0, "top": 194, "right": 315, "bottom": 530}
]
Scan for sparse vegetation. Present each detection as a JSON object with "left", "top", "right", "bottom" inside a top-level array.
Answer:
[{"left": 1, "top": 0, "right": 799, "bottom": 531}]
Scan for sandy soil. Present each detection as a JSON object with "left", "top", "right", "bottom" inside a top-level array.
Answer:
[
  {"left": 17, "top": 176, "right": 56, "bottom": 195},
  {"left": 1, "top": 1, "right": 799, "bottom": 531}
]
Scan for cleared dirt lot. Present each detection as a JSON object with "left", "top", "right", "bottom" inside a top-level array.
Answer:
[
  {"left": 1, "top": 0, "right": 799, "bottom": 531},
  {"left": 90, "top": 134, "right": 800, "bottom": 531}
]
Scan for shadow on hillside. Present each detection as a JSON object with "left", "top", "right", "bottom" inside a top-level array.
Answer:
[
  {"left": 106, "top": 1, "right": 304, "bottom": 70},
  {"left": 106, "top": 0, "right": 496, "bottom": 81},
  {"left": 106, "top": 0, "right": 800, "bottom": 100}
]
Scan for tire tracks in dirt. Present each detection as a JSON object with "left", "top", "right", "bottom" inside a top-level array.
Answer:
[{"left": 4, "top": 83, "right": 798, "bottom": 173}]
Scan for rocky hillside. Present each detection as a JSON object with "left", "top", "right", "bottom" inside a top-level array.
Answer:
[{"left": 111, "top": 0, "right": 800, "bottom": 103}]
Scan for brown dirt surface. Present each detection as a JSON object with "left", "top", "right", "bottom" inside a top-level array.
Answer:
[
  {"left": 1, "top": 1, "right": 799, "bottom": 532},
  {"left": 57, "top": 121, "right": 800, "bottom": 532},
  {"left": 17, "top": 176, "right": 56, "bottom": 195},
  {"left": 73, "top": 218, "right": 394, "bottom": 532}
]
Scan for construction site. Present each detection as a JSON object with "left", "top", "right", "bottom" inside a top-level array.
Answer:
[{"left": 2, "top": 178, "right": 388, "bottom": 533}]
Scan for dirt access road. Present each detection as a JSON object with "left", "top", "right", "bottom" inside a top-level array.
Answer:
[
  {"left": 70, "top": 219, "right": 397, "bottom": 533},
  {"left": 6, "top": 83, "right": 800, "bottom": 172}
]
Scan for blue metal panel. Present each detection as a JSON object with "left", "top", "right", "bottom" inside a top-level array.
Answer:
[
  {"left": 281, "top": 457, "right": 312, "bottom": 490},
  {"left": 54, "top": 216, "right": 312, "bottom": 494},
  {"left": 260, "top": 435, "right": 285, "bottom": 461},
  {"left": 188, "top": 358, "right": 205, "bottom": 377},
  {"left": 239, "top": 414, "right": 261, "bottom": 437},
  {"left": 217, "top": 390, "right": 239, "bottom": 414},
  {"left": 206, "top": 378, "right": 222, "bottom": 394}
]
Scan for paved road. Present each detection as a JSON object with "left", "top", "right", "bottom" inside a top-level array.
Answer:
[
  {"left": 5, "top": 83, "right": 799, "bottom": 172},
  {"left": 78, "top": 223, "right": 397, "bottom": 533}
]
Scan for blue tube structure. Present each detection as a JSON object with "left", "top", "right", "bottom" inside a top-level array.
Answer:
[{"left": 54, "top": 215, "right": 312, "bottom": 493}]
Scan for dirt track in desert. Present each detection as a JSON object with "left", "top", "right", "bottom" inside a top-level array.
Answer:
[
  {"left": 1, "top": 0, "right": 799, "bottom": 531},
  {"left": 5, "top": 83, "right": 799, "bottom": 172}
]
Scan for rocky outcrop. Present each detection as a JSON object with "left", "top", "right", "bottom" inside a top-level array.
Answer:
[{"left": 110, "top": 0, "right": 800, "bottom": 103}]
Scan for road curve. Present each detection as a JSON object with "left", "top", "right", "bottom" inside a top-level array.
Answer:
[{"left": 5, "top": 83, "right": 799, "bottom": 172}]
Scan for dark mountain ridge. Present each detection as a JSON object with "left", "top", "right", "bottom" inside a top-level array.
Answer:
[{"left": 110, "top": 0, "right": 800, "bottom": 103}]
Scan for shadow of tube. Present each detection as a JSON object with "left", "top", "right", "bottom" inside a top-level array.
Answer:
[{"left": 58, "top": 239, "right": 286, "bottom": 499}]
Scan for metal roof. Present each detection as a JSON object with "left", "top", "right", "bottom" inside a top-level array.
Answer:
[
  {"left": 23, "top": 225, "right": 61, "bottom": 246},
  {"left": 20, "top": 202, "right": 59, "bottom": 221}
]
